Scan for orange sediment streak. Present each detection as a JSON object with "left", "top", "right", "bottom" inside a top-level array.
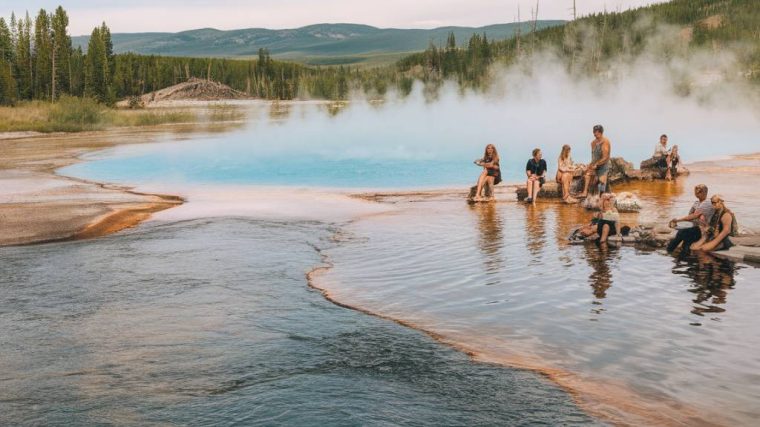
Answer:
[{"left": 74, "top": 200, "right": 181, "bottom": 241}]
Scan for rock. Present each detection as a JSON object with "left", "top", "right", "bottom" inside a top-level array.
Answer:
[
  {"left": 515, "top": 181, "right": 563, "bottom": 201},
  {"left": 608, "top": 157, "right": 634, "bottom": 184},
  {"left": 639, "top": 156, "right": 690, "bottom": 179},
  {"left": 469, "top": 182, "right": 494, "bottom": 199}
]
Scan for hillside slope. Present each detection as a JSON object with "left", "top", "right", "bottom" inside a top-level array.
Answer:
[{"left": 72, "top": 21, "right": 565, "bottom": 65}]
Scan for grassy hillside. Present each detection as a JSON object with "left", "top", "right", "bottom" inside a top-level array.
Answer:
[{"left": 71, "top": 22, "right": 565, "bottom": 66}]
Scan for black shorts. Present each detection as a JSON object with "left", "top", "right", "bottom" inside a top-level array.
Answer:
[
  {"left": 487, "top": 168, "right": 502, "bottom": 185},
  {"left": 597, "top": 220, "right": 617, "bottom": 236}
]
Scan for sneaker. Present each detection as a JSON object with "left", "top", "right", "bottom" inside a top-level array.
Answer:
[{"left": 525, "top": 197, "right": 533, "bottom": 203}]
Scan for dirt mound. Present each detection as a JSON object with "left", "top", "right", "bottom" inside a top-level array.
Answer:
[{"left": 123, "top": 78, "right": 252, "bottom": 106}]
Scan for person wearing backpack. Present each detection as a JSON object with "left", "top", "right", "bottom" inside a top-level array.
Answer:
[{"left": 692, "top": 194, "right": 738, "bottom": 252}]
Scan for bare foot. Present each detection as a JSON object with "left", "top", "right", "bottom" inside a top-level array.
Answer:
[{"left": 564, "top": 196, "right": 579, "bottom": 204}]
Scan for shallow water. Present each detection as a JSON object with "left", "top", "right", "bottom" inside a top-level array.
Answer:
[
  {"left": 0, "top": 219, "right": 596, "bottom": 425},
  {"left": 21, "top": 97, "right": 760, "bottom": 424},
  {"left": 318, "top": 184, "right": 760, "bottom": 424}
]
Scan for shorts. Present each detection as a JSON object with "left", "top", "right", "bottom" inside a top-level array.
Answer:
[
  {"left": 487, "top": 168, "right": 502, "bottom": 185},
  {"left": 597, "top": 219, "right": 617, "bottom": 236},
  {"left": 596, "top": 162, "right": 610, "bottom": 179}
]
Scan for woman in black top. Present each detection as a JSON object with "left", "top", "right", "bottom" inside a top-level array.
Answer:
[
  {"left": 525, "top": 148, "right": 547, "bottom": 204},
  {"left": 473, "top": 144, "right": 501, "bottom": 201}
]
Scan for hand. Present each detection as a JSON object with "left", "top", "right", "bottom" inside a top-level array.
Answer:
[{"left": 669, "top": 219, "right": 677, "bottom": 228}]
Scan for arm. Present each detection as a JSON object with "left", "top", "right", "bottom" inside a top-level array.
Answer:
[
  {"left": 540, "top": 160, "right": 547, "bottom": 178},
  {"left": 676, "top": 211, "right": 703, "bottom": 222},
  {"left": 700, "top": 213, "right": 732, "bottom": 251}
]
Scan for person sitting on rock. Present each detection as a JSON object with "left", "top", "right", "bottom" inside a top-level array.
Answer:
[
  {"left": 557, "top": 144, "right": 583, "bottom": 204},
  {"left": 525, "top": 148, "right": 547, "bottom": 205},
  {"left": 667, "top": 184, "right": 714, "bottom": 255},
  {"left": 653, "top": 134, "right": 679, "bottom": 181},
  {"left": 691, "top": 194, "right": 737, "bottom": 252},
  {"left": 596, "top": 193, "right": 619, "bottom": 244},
  {"left": 579, "top": 124, "right": 611, "bottom": 198},
  {"left": 473, "top": 144, "right": 501, "bottom": 202}
]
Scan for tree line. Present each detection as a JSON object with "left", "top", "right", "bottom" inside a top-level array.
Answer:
[
  {"left": 0, "top": 6, "right": 399, "bottom": 105},
  {"left": 1, "top": 0, "right": 757, "bottom": 106}
]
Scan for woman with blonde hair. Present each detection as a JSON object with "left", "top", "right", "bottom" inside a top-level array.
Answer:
[
  {"left": 557, "top": 144, "right": 583, "bottom": 204},
  {"left": 473, "top": 144, "right": 501, "bottom": 201},
  {"left": 692, "top": 195, "right": 737, "bottom": 252},
  {"left": 596, "top": 193, "right": 619, "bottom": 244}
]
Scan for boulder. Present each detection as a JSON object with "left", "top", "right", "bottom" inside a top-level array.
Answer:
[
  {"left": 640, "top": 157, "right": 690, "bottom": 179},
  {"left": 515, "top": 181, "right": 563, "bottom": 201},
  {"left": 608, "top": 157, "right": 634, "bottom": 184},
  {"left": 469, "top": 182, "right": 494, "bottom": 199}
]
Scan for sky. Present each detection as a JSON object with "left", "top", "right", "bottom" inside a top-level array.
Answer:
[{"left": 1, "top": 0, "right": 667, "bottom": 36}]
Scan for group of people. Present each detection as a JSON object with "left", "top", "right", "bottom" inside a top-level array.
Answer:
[
  {"left": 471, "top": 125, "right": 737, "bottom": 253},
  {"left": 474, "top": 124, "right": 615, "bottom": 204},
  {"left": 667, "top": 184, "right": 737, "bottom": 255}
]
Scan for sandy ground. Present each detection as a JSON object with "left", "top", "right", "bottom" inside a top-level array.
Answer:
[{"left": 0, "top": 129, "right": 183, "bottom": 246}]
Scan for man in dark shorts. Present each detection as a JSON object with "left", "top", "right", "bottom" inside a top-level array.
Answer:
[
  {"left": 667, "top": 184, "right": 714, "bottom": 255},
  {"left": 525, "top": 148, "right": 547, "bottom": 204}
]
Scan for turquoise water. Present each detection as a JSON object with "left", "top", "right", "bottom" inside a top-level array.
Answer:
[{"left": 60, "top": 99, "right": 760, "bottom": 189}]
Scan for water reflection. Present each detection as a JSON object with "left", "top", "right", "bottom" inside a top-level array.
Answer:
[
  {"left": 671, "top": 252, "right": 737, "bottom": 319},
  {"left": 584, "top": 244, "right": 616, "bottom": 300},
  {"left": 268, "top": 101, "right": 292, "bottom": 121},
  {"left": 553, "top": 204, "right": 593, "bottom": 246},
  {"left": 469, "top": 203, "right": 504, "bottom": 274},
  {"left": 525, "top": 205, "right": 547, "bottom": 262}
]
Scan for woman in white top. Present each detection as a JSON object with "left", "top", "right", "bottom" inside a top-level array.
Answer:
[
  {"left": 654, "top": 134, "right": 679, "bottom": 180},
  {"left": 557, "top": 144, "right": 583, "bottom": 204},
  {"left": 596, "top": 193, "right": 619, "bottom": 244}
]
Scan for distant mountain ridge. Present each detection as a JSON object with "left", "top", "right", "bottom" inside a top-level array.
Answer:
[{"left": 72, "top": 21, "right": 565, "bottom": 65}]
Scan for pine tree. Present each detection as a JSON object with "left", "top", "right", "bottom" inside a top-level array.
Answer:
[
  {"left": 69, "top": 46, "right": 84, "bottom": 96},
  {"left": 100, "top": 22, "right": 114, "bottom": 85},
  {"left": 15, "top": 13, "right": 33, "bottom": 99},
  {"left": 0, "top": 58, "right": 16, "bottom": 105},
  {"left": 84, "top": 26, "right": 105, "bottom": 100},
  {"left": 33, "top": 9, "right": 52, "bottom": 100},
  {"left": 0, "top": 18, "right": 12, "bottom": 62},
  {"left": 51, "top": 6, "right": 72, "bottom": 98}
]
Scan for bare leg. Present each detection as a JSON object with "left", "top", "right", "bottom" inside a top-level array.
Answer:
[
  {"left": 485, "top": 176, "right": 495, "bottom": 199},
  {"left": 532, "top": 180, "right": 541, "bottom": 204},
  {"left": 561, "top": 173, "right": 572, "bottom": 200},
  {"left": 600, "top": 224, "right": 610, "bottom": 243},
  {"left": 691, "top": 234, "right": 708, "bottom": 251},
  {"left": 526, "top": 179, "right": 534, "bottom": 200},
  {"left": 580, "top": 171, "right": 593, "bottom": 197},
  {"left": 665, "top": 154, "right": 673, "bottom": 180},
  {"left": 475, "top": 170, "right": 488, "bottom": 200},
  {"left": 597, "top": 175, "right": 608, "bottom": 194}
]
